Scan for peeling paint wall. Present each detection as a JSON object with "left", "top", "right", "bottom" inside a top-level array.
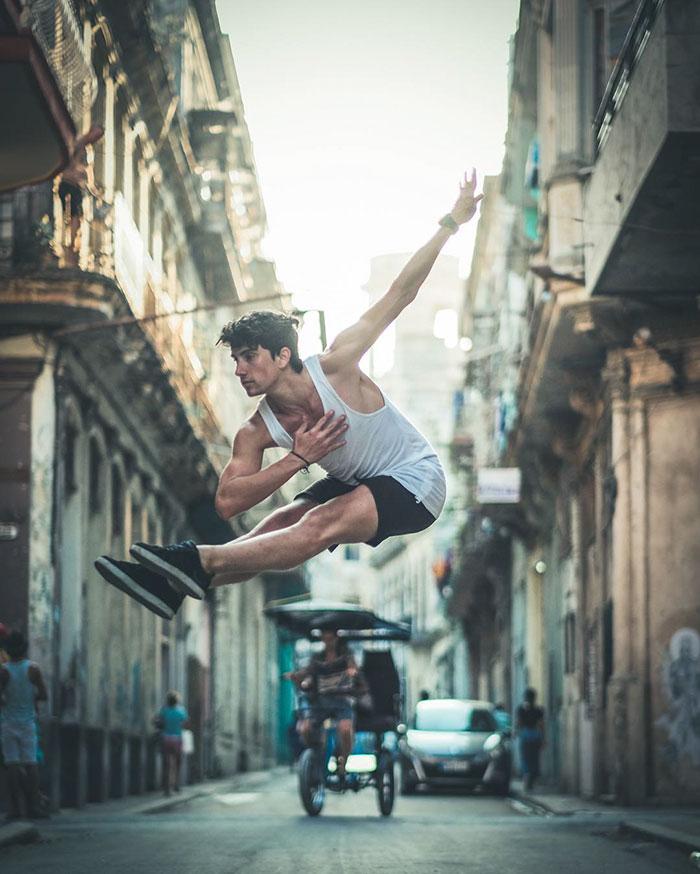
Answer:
[
  {"left": 647, "top": 396, "right": 700, "bottom": 799},
  {"left": 28, "top": 343, "right": 56, "bottom": 681}
]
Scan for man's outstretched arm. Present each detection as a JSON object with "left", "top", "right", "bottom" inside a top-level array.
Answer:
[{"left": 323, "top": 170, "right": 483, "bottom": 370}]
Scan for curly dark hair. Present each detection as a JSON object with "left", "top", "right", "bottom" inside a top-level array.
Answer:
[
  {"left": 217, "top": 311, "right": 303, "bottom": 373},
  {"left": 4, "top": 630, "right": 28, "bottom": 659}
]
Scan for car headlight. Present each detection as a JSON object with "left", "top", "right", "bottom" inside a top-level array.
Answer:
[{"left": 483, "top": 733, "right": 502, "bottom": 754}]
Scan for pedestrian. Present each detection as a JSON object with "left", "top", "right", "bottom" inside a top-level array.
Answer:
[
  {"left": 0, "top": 630, "right": 48, "bottom": 819},
  {"left": 155, "top": 691, "right": 190, "bottom": 796},
  {"left": 516, "top": 688, "right": 545, "bottom": 791},
  {"left": 94, "top": 171, "right": 483, "bottom": 617},
  {"left": 0, "top": 624, "right": 9, "bottom": 662},
  {"left": 493, "top": 702, "right": 512, "bottom": 733},
  {"left": 57, "top": 124, "right": 104, "bottom": 263}
]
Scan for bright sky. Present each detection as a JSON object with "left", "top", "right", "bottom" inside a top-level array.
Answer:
[{"left": 217, "top": 0, "right": 519, "bottom": 344}]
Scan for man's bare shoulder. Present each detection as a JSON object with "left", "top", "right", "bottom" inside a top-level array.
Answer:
[{"left": 238, "top": 410, "right": 276, "bottom": 450}]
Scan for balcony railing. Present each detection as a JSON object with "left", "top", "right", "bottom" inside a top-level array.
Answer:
[
  {"left": 593, "top": 0, "right": 665, "bottom": 154},
  {"left": 1, "top": 183, "right": 224, "bottom": 462},
  {"left": 20, "top": 0, "right": 97, "bottom": 123}
]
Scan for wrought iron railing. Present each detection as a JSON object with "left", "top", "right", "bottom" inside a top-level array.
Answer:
[
  {"left": 593, "top": 0, "right": 665, "bottom": 154},
  {"left": 19, "top": 0, "right": 97, "bottom": 123}
]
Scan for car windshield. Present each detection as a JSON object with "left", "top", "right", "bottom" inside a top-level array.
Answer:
[{"left": 415, "top": 702, "right": 496, "bottom": 733}]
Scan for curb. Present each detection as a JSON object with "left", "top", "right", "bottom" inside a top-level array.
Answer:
[
  {"left": 136, "top": 767, "right": 285, "bottom": 815},
  {"left": 50, "top": 767, "right": 287, "bottom": 820},
  {"left": 509, "top": 790, "right": 565, "bottom": 817},
  {"left": 620, "top": 821, "right": 700, "bottom": 856},
  {"left": 0, "top": 821, "right": 40, "bottom": 850}
]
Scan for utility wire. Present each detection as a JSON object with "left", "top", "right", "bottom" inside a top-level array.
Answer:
[{"left": 52, "top": 292, "right": 292, "bottom": 338}]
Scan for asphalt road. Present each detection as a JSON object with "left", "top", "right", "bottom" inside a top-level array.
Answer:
[{"left": 1, "top": 772, "right": 692, "bottom": 873}]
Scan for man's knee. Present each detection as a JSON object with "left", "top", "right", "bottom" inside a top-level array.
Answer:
[{"left": 298, "top": 504, "right": 343, "bottom": 548}]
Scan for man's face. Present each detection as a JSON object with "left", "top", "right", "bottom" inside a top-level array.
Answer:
[
  {"left": 321, "top": 630, "right": 337, "bottom": 648},
  {"left": 230, "top": 345, "right": 281, "bottom": 396}
]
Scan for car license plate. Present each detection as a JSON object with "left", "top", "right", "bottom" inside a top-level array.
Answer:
[{"left": 441, "top": 760, "right": 469, "bottom": 773}]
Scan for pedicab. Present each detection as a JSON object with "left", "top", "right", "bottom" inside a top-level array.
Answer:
[{"left": 265, "top": 599, "right": 410, "bottom": 817}]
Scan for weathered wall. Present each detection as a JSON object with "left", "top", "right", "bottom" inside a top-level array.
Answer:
[{"left": 647, "top": 394, "right": 700, "bottom": 799}]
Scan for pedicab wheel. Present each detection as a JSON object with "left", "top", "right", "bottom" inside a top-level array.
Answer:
[
  {"left": 400, "top": 764, "right": 417, "bottom": 796},
  {"left": 376, "top": 752, "right": 395, "bottom": 817},
  {"left": 299, "top": 748, "right": 325, "bottom": 816}
]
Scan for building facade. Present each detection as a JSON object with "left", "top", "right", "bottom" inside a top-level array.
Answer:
[
  {"left": 0, "top": 0, "right": 304, "bottom": 808},
  {"left": 454, "top": 0, "right": 700, "bottom": 804}
]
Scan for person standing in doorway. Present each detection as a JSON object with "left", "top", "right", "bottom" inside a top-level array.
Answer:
[
  {"left": 0, "top": 631, "right": 48, "bottom": 819},
  {"left": 155, "top": 691, "right": 190, "bottom": 796},
  {"left": 57, "top": 124, "right": 104, "bottom": 264},
  {"left": 516, "top": 687, "right": 545, "bottom": 792}
]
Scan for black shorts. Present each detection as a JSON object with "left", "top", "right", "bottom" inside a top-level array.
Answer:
[{"left": 295, "top": 475, "right": 436, "bottom": 548}]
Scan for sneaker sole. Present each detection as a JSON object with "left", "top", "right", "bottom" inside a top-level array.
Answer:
[
  {"left": 94, "top": 557, "right": 175, "bottom": 620},
  {"left": 129, "top": 544, "right": 205, "bottom": 599}
]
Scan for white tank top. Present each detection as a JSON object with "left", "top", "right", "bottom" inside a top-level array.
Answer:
[{"left": 257, "top": 355, "right": 446, "bottom": 518}]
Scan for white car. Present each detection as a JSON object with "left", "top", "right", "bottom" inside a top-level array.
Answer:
[{"left": 398, "top": 699, "right": 511, "bottom": 795}]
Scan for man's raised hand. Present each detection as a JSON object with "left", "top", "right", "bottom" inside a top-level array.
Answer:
[
  {"left": 293, "top": 410, "right": 348, "bottom": 464},
  {"left": 450, "top": 168, "right": 484, "bottom": 225}
]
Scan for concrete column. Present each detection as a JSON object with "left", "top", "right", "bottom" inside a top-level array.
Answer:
[
  {"left": 104, "top": 78, "right": 116, "bottom": 202},
  {"left": 604, "top": 351, "right": 637, "bottom": 803},
  {"left": 628, "top": 395, "right": 651, "bottom": 801},
  {"left": 525, "top": 553, "right": 545, "bottom": 696}
]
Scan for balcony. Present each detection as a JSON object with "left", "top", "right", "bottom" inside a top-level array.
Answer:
[
  {"left": 585, "top": 0, "right": 700, "bottom": 298},
  {"left": 0, "top": 0, "right": 96, "bottom": 190},
  {"left": 0, "top": 184, "right": 228, "bottom": 491}
]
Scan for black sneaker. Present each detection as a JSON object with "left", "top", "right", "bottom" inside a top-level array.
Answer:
[
  {"left": 129, "top": 540, "right": 212, "bottom": 599},
  {"left": 94, "top": 557, "right": 183, "bottom": 620}
]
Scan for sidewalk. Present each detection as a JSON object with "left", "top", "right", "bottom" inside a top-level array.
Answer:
[
  {"left": 511, "top": 779, "right": 700, "bottom": 857},
  {"left": 0, "top": 767, "right": 285, "bottom": 850}
]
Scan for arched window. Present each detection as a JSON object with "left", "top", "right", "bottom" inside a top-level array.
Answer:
[
  {"left": 111, "top": 465, "right": 123, "bottom": 537},
  {"left": 62, "top": 422, "right": 79, "bottom": 495},
  {"left": 89, "top": 437, "right": 103, "bottom": 514}
]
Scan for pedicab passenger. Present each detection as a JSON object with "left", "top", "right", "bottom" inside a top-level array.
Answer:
[{"left": 284, "top": 629, "right": 368, "bottom": 780}]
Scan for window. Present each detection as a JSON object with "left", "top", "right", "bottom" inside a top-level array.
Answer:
[
  {"left": 0, "top": 195, "right": 13, "bottom": 260},
  {"left": 593, "top": 5, "right": 607, "bottom": 114},
  {"left": 63, "top": 425, "right": 78, "bottom": 495},
  {"left": 415, "top": 701, "right": 496, "bottom": 733},
  {"left": 89, "top": 438, "right": 103, "bottom": 514},
  {"left": 111, "top": 466, "right": 123, "bottom": 537},
  {"left": 469, "top": 709, "right": 496, "bottom": 733},
  {"left": 132, "top": 140, "right": 142, "bottom": 229},
  {"left": 114, "top": 93, "right": 127, "bottom": 196},
  {"left": 564, "top": 612, "right": 576, "bottom": 674},
  {"left": 603, "top": 600, "right": 614, "bottom": 686}
]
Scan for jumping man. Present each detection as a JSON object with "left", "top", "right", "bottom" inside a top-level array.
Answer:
[{"left": 95, "top": 171, "right": 483, "bottom": 618}]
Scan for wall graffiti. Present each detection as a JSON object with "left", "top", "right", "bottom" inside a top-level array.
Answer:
[{"left": 657, "top": 628, "right": 700, "bottom": 767}]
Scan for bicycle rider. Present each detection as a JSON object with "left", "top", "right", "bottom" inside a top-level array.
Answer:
[{"left": 285, "top": 629, "right": 368, "bottom": 781}]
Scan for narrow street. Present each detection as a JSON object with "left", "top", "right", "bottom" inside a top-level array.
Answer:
[{"left": 0, "top": 772, "right": 691, "bottom": 873}]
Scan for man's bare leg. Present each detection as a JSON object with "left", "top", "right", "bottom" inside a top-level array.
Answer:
[
  {"left": 211, "top": 497, "right": 316, "bottom": 587},
  {"left": 199, "top": 487, "right": 378, "bottom": 581}
]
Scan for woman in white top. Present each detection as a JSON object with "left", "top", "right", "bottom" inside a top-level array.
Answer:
[{"left": 95, "top": 173, "right": 483, "bottom": 616}]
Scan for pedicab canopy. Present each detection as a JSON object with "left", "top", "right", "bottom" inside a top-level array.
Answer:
[{"left": 264, "top": 599, "right": 411, "bottom": 642}]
